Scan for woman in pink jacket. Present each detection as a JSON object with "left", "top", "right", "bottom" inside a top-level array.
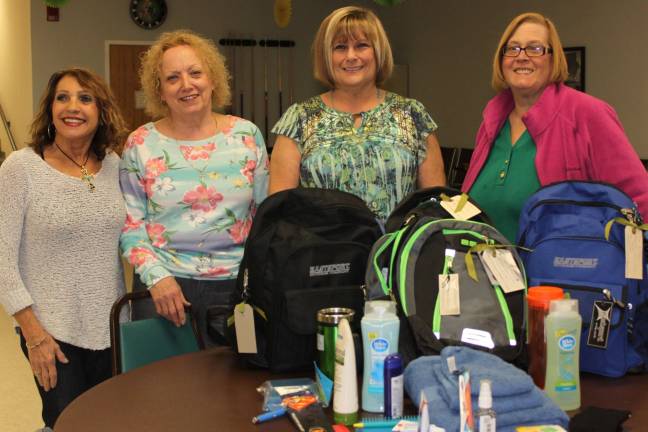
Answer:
[{"left": 463, "top": 12, "right": 648, "bottom": 242}]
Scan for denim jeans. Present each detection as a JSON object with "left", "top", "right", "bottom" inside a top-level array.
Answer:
[
  {"left": 19, "top": 334, "right": 111, "bottom": 428},
  {"left": 132, "top": 276, "right": 237, "bottom": 348}
]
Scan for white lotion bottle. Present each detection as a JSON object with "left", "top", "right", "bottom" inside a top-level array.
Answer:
[{"left": 333, "top": 318, "right": 358, "bottom": 425}]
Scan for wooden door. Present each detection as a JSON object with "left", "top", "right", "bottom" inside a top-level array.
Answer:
[{"left": 109, "top": 44, "right": 153, "bottom": 132}]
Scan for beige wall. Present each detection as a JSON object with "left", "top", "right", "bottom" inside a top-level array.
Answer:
[
  {"left": 29, "top": 0, "right": 378, "bottom": 141},
  {"left": 0, "top": 0, "right": 32, "bottom": 151},
  {"left": 28, "top": 0, "right": 648, "bottom": 156},
  {"left": 382, "top": 0, "right": 648, "bottom": 156}
]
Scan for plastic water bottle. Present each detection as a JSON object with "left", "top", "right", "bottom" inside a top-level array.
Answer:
[
  {"left": 361, "top": 300, "right": 400, "bottom": 412},
  {"left": 544, "top": 298, "right": 582, "bottom": 411}
]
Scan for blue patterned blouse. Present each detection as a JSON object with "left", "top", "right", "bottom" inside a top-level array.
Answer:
[
  {"left": 272, "top": 92, "right": 437, "bottom": 220},
  {"left": 120, "top": 116, "right": 269, "bottom": 287}
]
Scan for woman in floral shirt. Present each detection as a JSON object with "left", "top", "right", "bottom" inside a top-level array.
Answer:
[
  {"left": 120, "top": 30, "right": 268, "bottom": 346},
  {"left": 270, "top": 6, "right": 445, "bottom": 221}
]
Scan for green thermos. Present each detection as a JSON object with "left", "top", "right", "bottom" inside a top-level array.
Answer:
[{"left": 316, "top": 307, "right": 355, "bottom": 379}]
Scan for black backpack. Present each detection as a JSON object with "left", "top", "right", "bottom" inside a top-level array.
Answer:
[
  {"left": 231, "top": 188, "right": 383, "bottom": 372},
  {"left": 366, "top": 190, "right": 525, "bottom": 366}
]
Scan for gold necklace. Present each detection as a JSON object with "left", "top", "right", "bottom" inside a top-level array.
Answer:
[{"left": 53, "top": 141, "right": 95, "bottom": 192}]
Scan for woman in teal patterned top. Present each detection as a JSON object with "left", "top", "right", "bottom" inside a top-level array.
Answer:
[{"left": 270, "top": 6, "right": 445, "bottom": 221}]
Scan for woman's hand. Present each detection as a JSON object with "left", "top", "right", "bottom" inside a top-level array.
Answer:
[
  {"left": 27, "top": 333, "right": 69, "bottom": 391},
  {"left": 149, "top": 276, "right": 191, "bottom": 327},
  {"left": 14, "top": 307, "right": 69, "bottom": 392}
]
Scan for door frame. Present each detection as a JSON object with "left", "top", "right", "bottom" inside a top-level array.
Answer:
[{"left": 104, "top": 40, "right": 153, "bottom": 86}]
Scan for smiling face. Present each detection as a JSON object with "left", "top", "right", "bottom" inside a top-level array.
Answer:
[
  {"left": 330, "top": 32, "right": 377, "bottom": 90},
  {"left": 502, "top": 22, "right": 553, "bottom": 100},
  {"left": 159, "top": 45, "right": 214, "bottom": 118},
  {"left": 51, "top": 75, "right": 99, "bottom": 145}
]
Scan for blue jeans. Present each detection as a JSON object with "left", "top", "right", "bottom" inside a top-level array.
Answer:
[
  {"left": 132, "top": 276, "right": 237, "bottom": 348},
  {"left": 19, "top": 334, "right": 111, "bottom": 428}
]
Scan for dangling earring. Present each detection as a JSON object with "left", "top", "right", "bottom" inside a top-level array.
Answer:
[{"left": 47, "top": 123, "right": 55, "bottom": 140}]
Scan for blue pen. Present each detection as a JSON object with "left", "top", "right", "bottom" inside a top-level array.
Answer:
[{"left": 252, "top": 407, "right": 287, "bottom": 424}]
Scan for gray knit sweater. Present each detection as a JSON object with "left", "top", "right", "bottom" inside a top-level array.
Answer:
[{"left": 0, "top": 148, "right": 125, "bottom": 350}]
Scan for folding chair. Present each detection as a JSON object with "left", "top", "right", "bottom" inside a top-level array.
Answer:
[{"left": 110, "top": 290, "right": 205, "bottom": 375}]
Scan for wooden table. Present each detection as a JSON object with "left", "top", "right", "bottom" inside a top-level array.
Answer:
[{"left": 54, "top": 347, "right": 648, "bottom": 431}]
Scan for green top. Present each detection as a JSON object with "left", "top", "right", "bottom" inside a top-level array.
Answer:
[
  {"left": 272, "top": 92, "right": 437, "bottom": 221},
  {"left": 469, "top": 120, "right": 540, "bottom": 243}
]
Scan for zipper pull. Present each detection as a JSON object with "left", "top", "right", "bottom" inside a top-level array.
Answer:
[{"left": 602, "top": 288, "right": 626, "bottom": 309}]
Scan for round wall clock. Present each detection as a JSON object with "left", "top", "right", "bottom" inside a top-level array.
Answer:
[{"left": 130, "top": 0, "right": 167, "bottom": 30}]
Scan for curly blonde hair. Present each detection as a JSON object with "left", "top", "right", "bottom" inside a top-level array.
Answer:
[
  {"left": 312, "top": 6, "right": 393, "bottom": 88},
  {"left": 28, "top": 67, "right": 128, "bottom": 159},
  {"left": 140, "top": 30, "right": 231, "bottom": 119}
]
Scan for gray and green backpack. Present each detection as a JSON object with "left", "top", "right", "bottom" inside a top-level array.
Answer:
[{"left": 366, "top": 214, "right": 527, "bottom": 365}]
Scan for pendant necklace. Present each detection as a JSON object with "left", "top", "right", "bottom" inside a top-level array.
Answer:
[{"left": 53, "top": 141, "right": 96, "bottom": 192}]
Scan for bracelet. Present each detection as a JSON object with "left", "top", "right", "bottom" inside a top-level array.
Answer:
[{"left": 26, "top": 335, "right": 47, "bottom": 350}]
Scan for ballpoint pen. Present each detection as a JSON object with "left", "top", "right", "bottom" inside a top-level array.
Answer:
[{"left": 252, "top": 407, "right": 287, "bottom": 424}]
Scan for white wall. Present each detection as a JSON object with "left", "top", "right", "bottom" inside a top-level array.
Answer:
[
  {"left": 0, "top": 0, "right": 32, "bottom": 150},
  {"left": 30, "top": 0, "right": 379, "bottom": 138},
  {"left": 383, "top": 0, "right": 648, "bottom": 155},
  {"left": 29, "top": 0, "right": 648, "bottom": 156}
]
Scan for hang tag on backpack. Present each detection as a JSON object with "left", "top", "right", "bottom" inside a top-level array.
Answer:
[
  {"left": 234, "top": 302, "right": 257, "bottom": 353},
  {"left": 480, "top": 249, "right": 525, "bottom": 293},
  {"left": 440, "top": 194, "right": 482, "bottom": 220},
  {"left": 439, "top": 274, "right": 460, "bottom": 315},
  {"left": 624, "top": 226, "right": 643, "bottom": 279},
  {"left": 587, "top": 300, "right": 613, "bottom": 349},
  {"left": 479, "top": 253, "right": 499, "bottom": 287}
]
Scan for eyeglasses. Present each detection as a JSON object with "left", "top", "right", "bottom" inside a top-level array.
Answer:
[{"left": 502, "top": 45, "right": 553, "bottom": 57}]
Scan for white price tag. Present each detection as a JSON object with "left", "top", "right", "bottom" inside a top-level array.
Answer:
[
  {"left": 440, "top": 194, "right": 482, "bottom": 220},
  {"left": 480, "top": 249, "right": 525, "bottom": 293},
  {"left": 234, "top": 303, "right": 257, "bottom": 353},
  {"left": 625, "top": 226, "right": 644, "bottom": 279},
  {"left": 439, "top": 274, "right": 460, "bottom": 315}
]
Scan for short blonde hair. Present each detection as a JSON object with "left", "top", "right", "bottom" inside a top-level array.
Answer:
[
  {"left": 491, "top": 12, "right": 568, "bottom": 92},
  {"left": 140, "top": 30, "right": 231, "bottom": 118},
  {"left": 312, "top": 6, "right": 393, "bottom": 88}
]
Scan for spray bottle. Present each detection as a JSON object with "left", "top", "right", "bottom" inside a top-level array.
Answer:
[{"left": 477, "top": 379, "right": 496, "bottom": 431}]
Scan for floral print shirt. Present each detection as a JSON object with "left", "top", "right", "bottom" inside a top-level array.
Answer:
[
  {"left": 120, "top": 116, "right": 269, "bottom": 287},
  {"left": 272, "top": 92, "right": 438, "bottom": 221}
]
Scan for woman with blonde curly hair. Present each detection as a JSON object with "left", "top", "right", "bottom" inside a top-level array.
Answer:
[
  {"left": 120, "top": 30, "right": 268, "bottom": 346},
  {"left": 0, "top": 67, "right": 128, "bottom": 428}
]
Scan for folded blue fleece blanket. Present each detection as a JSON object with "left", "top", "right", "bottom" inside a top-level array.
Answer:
[{"left": 404, "top": 347, "right": 569, "bottom": 431}]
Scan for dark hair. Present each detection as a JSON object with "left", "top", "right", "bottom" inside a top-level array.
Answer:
[{"left": 28, "top": 67, "right": 128, "bottom": 159}]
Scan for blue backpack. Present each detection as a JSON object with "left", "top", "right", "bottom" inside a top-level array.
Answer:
[{"left": 517, "top": 181, "right": 648, "bottom": 377}]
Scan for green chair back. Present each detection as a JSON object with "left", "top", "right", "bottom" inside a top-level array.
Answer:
[{"left": 110, "top": 291, "right": 204, "bottom": 375}]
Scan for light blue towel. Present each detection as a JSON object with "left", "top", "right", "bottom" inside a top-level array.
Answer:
[
  {"left": 439, "top": 346, "right": 536, "bottom": 396},
  {"left": 433, "top": 365, "right": 545, "bottom": 412},
  {"left": 404, "top": 347, "right": 569, "bottom": 431},
  {"left": 415, "top": 385, "right": 569, "bottom": 432}
]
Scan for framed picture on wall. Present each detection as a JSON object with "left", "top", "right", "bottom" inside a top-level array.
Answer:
[{"left": 564, "top": 46, "right": 585, "bottom": 92}]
